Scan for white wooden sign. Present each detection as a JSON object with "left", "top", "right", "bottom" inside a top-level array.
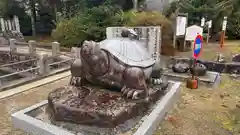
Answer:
[
  {"left": 185, "top": 25, "right": 203, "bottom": 41},
  {"left": 206, "top": 20, "right": 212, "bottom": 28},
  {"left": 222, "top": 17, "right": 228, "bottom": 31},
  {"left": 176, "top": 16, "right": 187, "bottom": 36},
  {"left": 201, "top": 18, "right": 205, "bottom": 27}
]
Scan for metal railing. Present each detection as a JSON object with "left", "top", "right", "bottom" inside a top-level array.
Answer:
[
  {"left": 15, "top": 41, "right": 28, "bottom": 46},
  {"left": 0, "top": 52, "right": 75, "bottom": 89},
  {"left": 9, "top": 39, "right": 60, "bottom": 57},
  {"left": 48, "top": 58, "right": 74, "bottom": 67},
  {"left": 0, "top": 58, "right": 38, "bottom": 68},
  {"left": 0, "top": 38, "right": 79, "bottom": 89},
  {"left": 0, "top": 66, "right": 40, "bottom": 80}
]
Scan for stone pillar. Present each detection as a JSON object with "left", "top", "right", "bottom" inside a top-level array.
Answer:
[
  {"left": 13, "top": 16, "right": 20, "bottom": 32},
  {"left": 4, "top": 20, "right": 8, "bottom": 31},
  {"left": 148, "top": 28, "right": 155, "bottom": 58},
  {"left": 51, "top": 42, "right": 60, "bottom": 56},
  {"left": 0, "top": 18, "right": 5, "bottom": 32},
  {"left": 71, "top": 47, "right": 81, "bottom": 58},
  {"left": 9, "top": 39, "right": 17, "bottom": 53},
  {"left": 106, "top": 27, "right": 113, "bottom": 39},
  {"left": 156, "top": 27, "right": 161, "bottom": 62},
  {"left": 7, "top": 20, "right": 12, "bottom": 31},
  {"left": 28, "top": 40, "right": 36, "bottom": 55},
  {"left": 38, "top": 54, "right": 49, "bottom": 75}
]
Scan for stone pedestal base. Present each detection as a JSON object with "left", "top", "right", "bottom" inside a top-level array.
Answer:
[
  {"left": 11, "top": 81, "right": 181, "bottom": 135},
  {"left": 48, "top": 85, "right": 167, "bottom": 128}
]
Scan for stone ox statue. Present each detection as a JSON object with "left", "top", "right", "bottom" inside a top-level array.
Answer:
[
  {"left": 70, "top": 29, "right": 163, "bottom": 99},
  {"left": 47, "top": 29, "right": 168, "bottom": 128}
]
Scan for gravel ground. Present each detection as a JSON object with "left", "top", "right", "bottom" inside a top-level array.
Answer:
[
  {"left": 155, "top": 41, "right": 240, "bottom": 135},
  {"left": 155, "top": 75, "right": 240, "bottom": 135}
]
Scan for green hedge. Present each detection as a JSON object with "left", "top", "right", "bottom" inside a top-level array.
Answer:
[
  {"left": 52, "top": 5, "right": 123, "bottom": 47},
  {"left": 52, "top": 8, "right": 174, "bottom": 56}
]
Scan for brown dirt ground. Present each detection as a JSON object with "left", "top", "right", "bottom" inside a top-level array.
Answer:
[
  {"left": 155, "top": 41, "right": 240, "bottom": 135},
  {"left": 0, "top": 77, "right": 70, "bottom": 135}
]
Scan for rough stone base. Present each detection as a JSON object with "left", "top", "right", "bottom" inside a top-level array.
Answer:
[{"left": 11, "top": 81, "right": 181, "bottom": 135}]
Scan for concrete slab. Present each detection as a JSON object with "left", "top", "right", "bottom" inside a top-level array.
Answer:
[
  {"left": 163, "top": 69, "right": 220, "bottom": 86},
  {"left": 11, "top": 81, "right": 181, "bottom": 135}
]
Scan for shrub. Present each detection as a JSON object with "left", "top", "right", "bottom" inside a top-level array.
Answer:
[
  {"left": 52, "top": 4, "right": 123, "bottom": 47},
  {"left": 227, "top": 11, "right": 240, "bottom": 39},
  {"left": 51, "top": 17, "right": 88, "bottom": 47},
  {"left": 123, "top": 11, "right": 175, "bottom": 56}
]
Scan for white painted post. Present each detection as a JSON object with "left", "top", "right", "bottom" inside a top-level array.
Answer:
[
  {"left": 206, "top": 20, "right": 212, "bottom": 45},
  {"left": 28, "top": 40, "right": 36, "bottom": 55},
  {"left": 13, "top": 16, "right": 20, "bottom": 32},
  {"left": 51, "top": 42, "right": 60, "bottom": 56},
  {"left": 0, "top": 18, "right": 5, "bottom": 32},
  {"left": 9, "top": 39, "right": 17, "bottom": 53},
  {"left": 38, "top": 54, "right": 49, "bottom": 75},
  {"left": 8, "top": 20, "right": 12, "bottom": 30}
]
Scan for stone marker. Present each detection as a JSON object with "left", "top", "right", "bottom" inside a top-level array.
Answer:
[
  {"left": 52, "top": 42, "right": 60, "bottom": 56},
  {"left": 28, "top": 40, "right": 36, "bottom": 55},
  {"left": 10, "top": 39, "right": 17, "bottom": 53}
]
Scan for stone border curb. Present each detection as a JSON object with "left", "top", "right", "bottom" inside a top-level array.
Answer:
[
  {"left": 163, "top": 71, "right": 220, "bottom": 86},
  {"left": 133, "top": 81, "right": 181, "bottom": 135},
  {"left": 12, "top": 100, "right": 75, "bottom": 135},
  {"left": 11, "top": 81, "right": 181, "bottom": 135}
]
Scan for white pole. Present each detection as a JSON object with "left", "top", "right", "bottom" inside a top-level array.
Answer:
[
  {"left": 0, "top": 18, "right": 5, "bottom": 32},
  {"left": 8, "top": 20, "right": 12, "bottom": 30}
]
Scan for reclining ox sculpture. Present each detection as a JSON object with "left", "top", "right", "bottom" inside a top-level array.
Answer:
[
  {"left": 47, "top": 29, "right": 168, "bottom": 127},
  {"left": 70, "top": 28, "right": 165, "bottom": 99}
]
